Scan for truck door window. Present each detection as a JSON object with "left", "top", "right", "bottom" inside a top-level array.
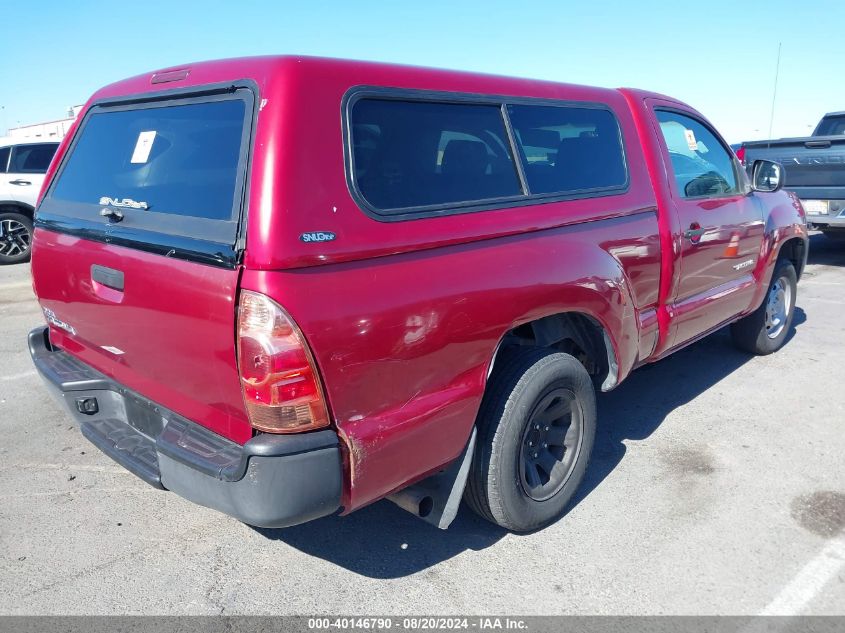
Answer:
[
  {"left": 9, "top": 143, "right": 58, "bottom": 174},
  {"left": 656, "top": 110, "right": 738, "bottom": 199}
]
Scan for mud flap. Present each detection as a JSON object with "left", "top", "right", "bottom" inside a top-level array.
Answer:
[{"left": 387, "top": 426, "right": 477, "bottom": 529}]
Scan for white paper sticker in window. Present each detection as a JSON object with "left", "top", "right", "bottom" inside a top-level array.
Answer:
[
  {"left": 684, "top": 129, "right": 698, "bottom": 152},
  {"left": 130, "top": 131, "right": 157, "bottom": 164}
]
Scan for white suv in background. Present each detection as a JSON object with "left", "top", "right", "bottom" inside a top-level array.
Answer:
[{"left": 0, "top": 139, "right": 60, "bottom": 264}]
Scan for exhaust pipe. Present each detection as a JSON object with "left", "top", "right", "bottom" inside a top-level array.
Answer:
[{"left": 387, "top": 488, "right": 434, "bottom": 518}]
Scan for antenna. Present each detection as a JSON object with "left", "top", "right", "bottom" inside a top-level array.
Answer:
[{"left": 767, "top": 42, "right": 782, "bottom": 144}]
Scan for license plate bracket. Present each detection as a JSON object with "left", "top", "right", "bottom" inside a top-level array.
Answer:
[{"left": 124, "top": 394, "right": 166, "bottom": 439}]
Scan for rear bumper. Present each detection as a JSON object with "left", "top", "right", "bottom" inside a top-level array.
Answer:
[
  {"left": 796, "top": 196, "right": 845, "bottom": 229},
  {"left": 807, "top": 216, "right": 845, "bottom": 229},
  {"left": 28, "top": 326, "right": 342, "bottom": 528}
]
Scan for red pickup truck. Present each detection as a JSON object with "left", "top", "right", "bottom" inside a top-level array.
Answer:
[{"left": 29, "top": 56, "right": 808, "bottom": 532}]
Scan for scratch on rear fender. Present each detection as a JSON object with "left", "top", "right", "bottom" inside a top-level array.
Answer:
[{"left": 336, "top": 427, "right": 362, "bottom": 487}]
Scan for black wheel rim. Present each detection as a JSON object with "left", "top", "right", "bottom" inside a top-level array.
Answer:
[
  {"left": 0, "top": 219, "right": 31, "bottom": 258},
  {"left": 518, "top": 387, "right": 584, "bottom": 502}
]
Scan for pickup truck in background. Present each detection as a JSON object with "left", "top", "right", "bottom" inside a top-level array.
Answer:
[
  {"left": 29, "top": 57, "right": 808, "bottom": 533},
  {"left": 741, "top": 111, "right": 845, "bottom": 240}
]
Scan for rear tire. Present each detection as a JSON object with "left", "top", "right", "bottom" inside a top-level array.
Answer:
[
  {"left": 0, "top": 212, "right": 33, "bottom": 264},
  {"left": 730, "top": 260, "right": 797, "bottom": 355},
  {"left": 465, "top": 348, "right": 596, "bottom": 532}
]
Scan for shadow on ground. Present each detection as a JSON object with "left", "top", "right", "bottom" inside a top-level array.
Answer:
[
  {"left": 807, "top": 232, "right": 845, "bottom": 267},
  {"left": 255, "top": 312, "right": 806, "bottom": 578},
  {"left": 570, "top": 310, "right": 804, "bottom": 510},
  {"left": 253, "top": 494, "right": 508, "bottom": 579}
]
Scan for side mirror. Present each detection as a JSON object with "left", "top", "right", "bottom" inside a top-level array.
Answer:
[{"left": 751, "top": 159, "right": 784, "bottom": 193}]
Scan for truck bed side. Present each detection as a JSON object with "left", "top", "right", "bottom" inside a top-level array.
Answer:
[{"left": 243, "top": 210, "right": 660, "bottom": 511}]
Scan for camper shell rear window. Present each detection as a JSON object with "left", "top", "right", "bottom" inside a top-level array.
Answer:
[{"left": 39, "top": 86, "right": 254, "bottom": 258}]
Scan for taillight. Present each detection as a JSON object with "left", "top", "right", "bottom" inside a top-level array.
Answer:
[
  {"left": 237, "top": 291, "right": 330, "bottom": 433},
  {"left": 735, "top": 145, "right": 746, "bottom": 166}
]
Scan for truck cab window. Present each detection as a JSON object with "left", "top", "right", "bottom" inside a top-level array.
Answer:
[
  {"left": 656, "top": 110, "right": 738, "bottom": 199},
  {"left": 814, "top": 114, "right": 845, "bottom": 136}
]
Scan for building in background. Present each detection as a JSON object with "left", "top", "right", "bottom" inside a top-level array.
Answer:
[{"left": 7, "top": 106, "right": 83, "bottom": 140}]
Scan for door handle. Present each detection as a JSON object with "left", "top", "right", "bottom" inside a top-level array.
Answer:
[
  {"left": 91, "top": 265, "right": 124, "bottom": 291},
  {"left": 99, "top": 207, "right": 124, "bottom": 222},
  {"left": 9, "top": 179, "right": 31, "bottom": 186}
]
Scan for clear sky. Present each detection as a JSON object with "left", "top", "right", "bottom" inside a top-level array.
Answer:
[{"left": 2, "top": 0, "right": 842, "bottom": 143}]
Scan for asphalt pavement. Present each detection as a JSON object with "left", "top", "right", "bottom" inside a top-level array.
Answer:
[{"left": 0, "top": 233, "right": 843, "bottom": 615}]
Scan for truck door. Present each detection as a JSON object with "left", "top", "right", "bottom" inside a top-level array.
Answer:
[
  {"left": 0, "top": 145, "right": 10, "bottom": 201},
  {"left": 4, "top": 143, "right": 58, "bottom": 208},
  {"left": 650, "top": 105, "right": 765, "bottom": 347}
]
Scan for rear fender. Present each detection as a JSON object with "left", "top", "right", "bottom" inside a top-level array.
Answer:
[
  {"left": 486, "top": 293, "right": 632, "bottom": 395},
  {"left": 482, "top": 234, "right": 648, "bottom": 397}
]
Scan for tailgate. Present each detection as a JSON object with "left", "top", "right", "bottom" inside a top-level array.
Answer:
[
  {"left": 33, "top": 87, "right": 255, "bottom": 444},
  {"left": 745, "top": 137, "right": 845, "bottom": 196}
]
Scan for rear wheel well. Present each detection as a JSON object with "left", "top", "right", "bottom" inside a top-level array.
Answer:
[
  {"left": 0, "top": 203, "right": 34, "bottom": 220},
  {"left": 778, "top": 237, "right": 806, "bottom": 280},
  {"left": 492, "top": 312, "right": 616, "bottom": 392}
]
